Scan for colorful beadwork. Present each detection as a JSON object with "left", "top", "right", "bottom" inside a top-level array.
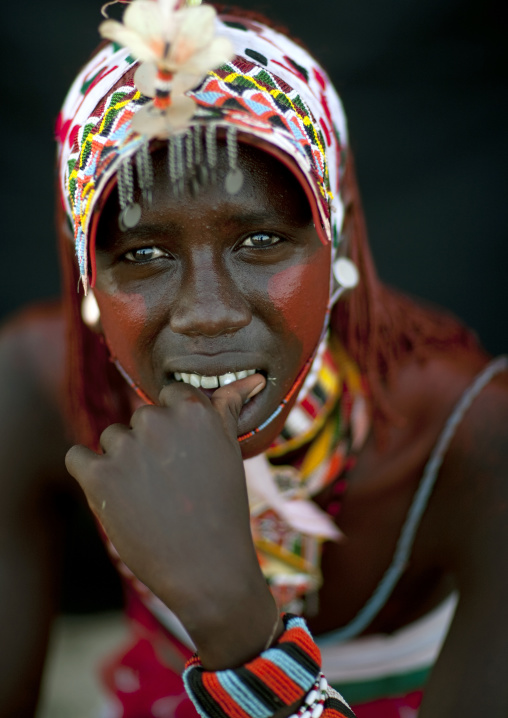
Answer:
[
  {"left": 247, "top": 338, "right": 370, "bottom": 613},
  {"left": 182, "top": 614, "right": 354, "bottom": 718},
  {"left": 57, "top": 13, "right": 348, "bottom": 291}
]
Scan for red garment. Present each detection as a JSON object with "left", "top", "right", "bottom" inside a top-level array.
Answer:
[
  {"left": 352, "top": 691, "right": 422, "bottom": 718},
  {"left": 100, "top": 589, "right": 195, "bottom": 718},
  {"left": 99, "top": 589, "right": 422, "bottom": 718}
]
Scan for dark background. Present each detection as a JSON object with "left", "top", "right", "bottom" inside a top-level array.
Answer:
[{"left": 2, "top": 0, "right": 507, "bottom": 610}]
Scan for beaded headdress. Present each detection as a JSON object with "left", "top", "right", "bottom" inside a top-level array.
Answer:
[{"left": 56, "top": 0, "right": 353, "bottom": 295}]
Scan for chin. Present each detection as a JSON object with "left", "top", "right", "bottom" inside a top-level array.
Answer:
[{"left": 237, "top": 395, "right": 297, "bottom": 460}]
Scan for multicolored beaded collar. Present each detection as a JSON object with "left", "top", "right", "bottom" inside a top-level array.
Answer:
[{"left": 245, "top": 337, "right": 370, "bottom": 613}]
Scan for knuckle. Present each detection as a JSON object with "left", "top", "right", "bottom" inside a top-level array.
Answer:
[
  {"left": 100, "top": 423, "right": 131, "bottom": 452},
  {"left": 131, "top": 404, "right": 157, "bottom": 430}
]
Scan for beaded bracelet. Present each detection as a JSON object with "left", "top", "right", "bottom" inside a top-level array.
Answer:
[
  {"left": 182, "top": 613, "right": 355, "bottom": 718},
  {"left": 183, "top": 614, "right": 321, "bottom": 718}
]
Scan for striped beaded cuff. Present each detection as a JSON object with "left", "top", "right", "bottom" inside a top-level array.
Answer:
[{"left": 182, "top": 614, "right": 322, "bottom": 718}]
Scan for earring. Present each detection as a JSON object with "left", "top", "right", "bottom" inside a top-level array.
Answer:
[
  {"left": 81, "top": 289, "right": 101, "bottom": 329},
  {"left": 330, "top": 257, "right": 359, "bottom": 305}
]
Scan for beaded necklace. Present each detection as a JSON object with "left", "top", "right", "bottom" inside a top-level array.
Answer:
[{"left": 245, "top": 336, "right": 370, "bottom": 614}]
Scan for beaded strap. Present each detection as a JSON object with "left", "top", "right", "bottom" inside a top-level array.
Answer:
[{"left": 183, "top": 614, "right": 355, "bottom": 718}]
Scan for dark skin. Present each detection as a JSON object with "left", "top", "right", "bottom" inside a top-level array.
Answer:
[{"left": 1, "top": 145, "right": 508, "bottom": 716}]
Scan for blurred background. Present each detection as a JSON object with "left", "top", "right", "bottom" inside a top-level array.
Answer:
[{"left": 1, "top": 0, "right": 507, "bottom": 712}]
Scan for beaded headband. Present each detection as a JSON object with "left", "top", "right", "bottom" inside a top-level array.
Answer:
[{"left": 56, "top": 0, "right": 350, "bottom": 294}]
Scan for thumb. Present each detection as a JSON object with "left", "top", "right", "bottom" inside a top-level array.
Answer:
[{"left": 210, "top": 372, "right": 266, "bottom": 439}]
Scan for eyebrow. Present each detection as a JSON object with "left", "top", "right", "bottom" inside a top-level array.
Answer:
[{"left": 123, "top": 208, "right": 310, "bottom": 238}]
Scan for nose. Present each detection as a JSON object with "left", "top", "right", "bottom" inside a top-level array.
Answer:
[{"left": 169, "top": 254, "right": 252, "bottom": 337}]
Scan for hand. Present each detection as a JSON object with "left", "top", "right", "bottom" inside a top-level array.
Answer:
[{"left": 66, "top": 374, "right": 281, "bottom": 668}]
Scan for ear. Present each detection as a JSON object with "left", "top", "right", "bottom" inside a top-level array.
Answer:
[{"left": 81, "top": 289, "right": 103, "bottom": 334}]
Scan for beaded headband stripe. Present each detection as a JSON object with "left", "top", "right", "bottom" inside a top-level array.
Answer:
[{"left": 56, "top": 8, "right": 348, "bottom": 291}]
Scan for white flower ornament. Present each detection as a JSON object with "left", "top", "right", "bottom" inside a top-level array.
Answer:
[{"left": 99, "top": 0, "right": 234, "bottom": 137}]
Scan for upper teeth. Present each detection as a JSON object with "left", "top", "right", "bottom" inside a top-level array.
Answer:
[{"left": 174, "top": 369, "right": 257, "bottom": 388}]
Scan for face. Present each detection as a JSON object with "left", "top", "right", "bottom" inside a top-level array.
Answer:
[{"left": 94, "top": 141, "right": 330, "bottom": 456}]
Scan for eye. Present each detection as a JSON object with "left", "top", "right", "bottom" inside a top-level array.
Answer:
[
  {"left": 240, "top": 232, "right": 282, "bottom": 249},
  {"left": 124, "top": 246, "right": 168, "bottom": 263}
]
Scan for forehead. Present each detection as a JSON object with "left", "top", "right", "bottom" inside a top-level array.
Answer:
[{"left": 96, "top": 141, "right": 315, "bottom": 247}]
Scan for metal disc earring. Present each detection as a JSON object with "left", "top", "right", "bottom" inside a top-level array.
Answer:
[{"left": 81, "top": 289, "right": 101, "bottom": 330}]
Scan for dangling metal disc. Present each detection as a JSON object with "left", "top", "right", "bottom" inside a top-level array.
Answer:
[
  {"left": 191, "top": 176, "right": 201, "bottom": 196},
  {"left": 225, "top": 168, "right": 244, "bottom": 195},
  {"left": 119, "top": 203, "right": 142, "bottom": 232},
  {"left": 197, "top": 164, "right": 209, "bottom": 186},
  {"left": 332, "top": 257, "right": 359, "bottom": 289}
]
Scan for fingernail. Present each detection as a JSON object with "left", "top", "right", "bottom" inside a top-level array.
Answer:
[{"left": 246, "top": 379, "right": 265, "bottom": 401}]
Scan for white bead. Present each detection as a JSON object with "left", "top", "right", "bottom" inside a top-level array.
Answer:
[
  {"left": 305, "top": 690, "right": 318, "bottom": 706},
  {"left": 312, "top": 703, "right": 324, "bottom": 718},
  {"left": 319, "top": 676, "right": 328, "bottom": 692}
]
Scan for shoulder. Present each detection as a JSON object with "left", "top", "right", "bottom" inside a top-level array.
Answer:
[
  {"left": 0, "top": 300, "right": 66, "bottom": 398},
  {"left": 351, "top": 346, "right": 498, "bottom": 494},
  {"left": 400, "top": 348, "right": 508, "bottom": 579},
  {"left": 0, "top": 301, "right": 72, "bottom": 495},
  {"left": 387, "top": 346, "right": 508, "bottom": 493}
]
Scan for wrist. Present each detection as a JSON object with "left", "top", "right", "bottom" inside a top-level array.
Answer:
[{"left": 182, "top": 577, "right": 280, "bottom": 669}]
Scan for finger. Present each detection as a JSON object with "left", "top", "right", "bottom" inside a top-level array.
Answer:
[
  {"left": 210, "top": 372, "right": 266, "bottom": 438},
  {"left": 99, "top": 422, "right": 131, "bottom": 454},
  {"left": 65, "top": 445, "right": 110, "bottom": 519},
  {"left": 65, "top": 444, "right": 100, "bottom": 485},
  {"left": 158, "top": 380, "right": 211, "bottom": 409}
]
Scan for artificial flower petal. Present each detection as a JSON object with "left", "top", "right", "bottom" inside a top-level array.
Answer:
[
  {"left": 183, "top": 36, "right": 234, "bottom": 76},
  {"left": 157, "top": 0, "right": 181, "bottom": 26},
  {"left": 131, "top": 103, "right": 169, "bottom": 137},
  {"left": 101, "top": 0, "right": 231, "bottom": 140},
  {"left": 99, "top": 20, "right": 158, "bottom": 63},
  {"left": 132, "top": 95, "right": 196, "bottom": 137},
  {"left": 172, "top": 4, "right": 216, "bottom": 61},
  {"left": 164, "top": 94, "right": 196, "bottom": 129},
  {"left": 171, "top": 72, "right": 202, "bottom": 94},
  {"left": 124, "top": 0, "right": 165, "bottom": 39},
  {"left": 134, "top": 62, "right": 157, "bottom": 97}
]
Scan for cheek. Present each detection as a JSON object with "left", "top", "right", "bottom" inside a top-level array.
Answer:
[
  {"left": 267, "top": 253, "right": 330, "bottom": 357},
  {"left": 94, "top": 288, "right": 148, "bottom": 377}
]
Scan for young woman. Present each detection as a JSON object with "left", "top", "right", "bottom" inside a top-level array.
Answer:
[{"left": 1, "top": 2, "right": 507, "bottom": 716}]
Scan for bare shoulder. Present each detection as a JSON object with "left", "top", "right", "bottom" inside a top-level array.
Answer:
[
  {"left": 0, "top": 301, "right": 72, "bottom": 496},
  {"left": 0, "top": 300, "right": 67, "bottom": 400},
  {"left": 390, "top": 345, "right": 508, "bottom": 504},
  {"left": 402, "top": 347, "right": 508, "bottom": 576}
]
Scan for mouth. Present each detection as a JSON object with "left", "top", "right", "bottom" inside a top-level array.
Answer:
[{"left": 172, "top": 368, "right": 261, "bottom": 389}]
